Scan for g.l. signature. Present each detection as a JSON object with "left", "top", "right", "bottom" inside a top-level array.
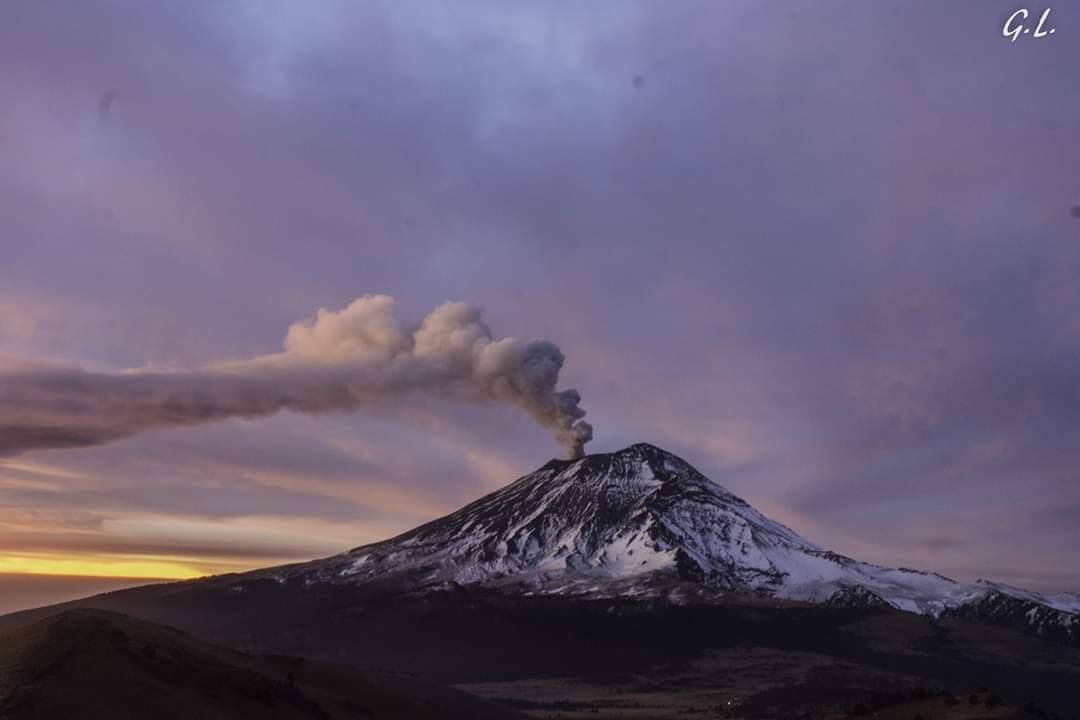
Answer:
[{"left": 1003, "top": 8, "right": 1056, "bottom": 41}]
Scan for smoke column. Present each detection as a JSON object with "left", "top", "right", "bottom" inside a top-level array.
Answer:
[{"left": 0, "top": 295, "right": 594, "bottom": 458}]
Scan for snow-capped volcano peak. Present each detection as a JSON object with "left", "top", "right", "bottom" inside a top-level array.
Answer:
[
  {"left": 310, "top": 443, "right": 824, "bottom": 593},
  {"left": 271, "top": 443, "right": 1078, "bottom": 644}
]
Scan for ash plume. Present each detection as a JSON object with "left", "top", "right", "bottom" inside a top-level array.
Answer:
[{"left": 0, "top": 295, "right": 593, "bottom": 459}]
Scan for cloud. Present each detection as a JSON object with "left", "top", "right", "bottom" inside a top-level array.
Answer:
[
  {"left": 0, "top": 295, "right": 593, "bottom": 459},
  {"left": 3, "top": 0, "right": 1080, "bottom": 592}
]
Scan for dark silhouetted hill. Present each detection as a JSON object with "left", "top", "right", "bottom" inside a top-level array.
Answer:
[{"left": 0, "top": 609, "right": 522, "bottom": 720}]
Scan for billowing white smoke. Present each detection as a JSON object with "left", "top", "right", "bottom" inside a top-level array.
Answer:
[{"left": 0, "top": 295, "right": 594, "bottom": 458}]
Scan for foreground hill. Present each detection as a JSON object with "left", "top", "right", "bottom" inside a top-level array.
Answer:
[
  {"left": 0, "top": 609, "right": 521, "bottom": 720},
  {"left": 4, "top": 590, "right": 1078, "bottom": 717}
]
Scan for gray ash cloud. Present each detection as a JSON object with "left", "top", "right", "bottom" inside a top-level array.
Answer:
[{"left": 0, "top": 295, "right": 593, "bottom": 459}]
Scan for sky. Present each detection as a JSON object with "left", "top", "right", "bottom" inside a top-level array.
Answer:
[{"left": 1, "top": 1, "right": 1078, "bottom": 610}]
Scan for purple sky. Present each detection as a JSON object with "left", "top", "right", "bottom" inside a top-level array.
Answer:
[{"left": 1, "top": 1, "right": 1079, "bottom": 593}]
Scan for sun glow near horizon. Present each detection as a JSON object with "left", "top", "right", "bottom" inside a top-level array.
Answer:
[{"left": 0, "top": 553, "right": 221, "bottom": 581}]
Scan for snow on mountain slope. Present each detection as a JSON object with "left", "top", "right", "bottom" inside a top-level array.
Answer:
[
  {"left": 282, "top": 443, "right": 819, "bottom": 593},
  {"left": 973, "top": 580, "right": 1080, "bottom": 614},
  {"left": 265, "top": 443, "right": 1078, "bottom": 640},
  {"left": 942, "top": 580, "right": 1080, "bottom": 644}
]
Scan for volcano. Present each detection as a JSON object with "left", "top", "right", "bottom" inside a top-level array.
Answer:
[
  {"left": 4, "top": 444, "right": 1077, "bottom": 647},
  {"left": 5, "top": 444, "right": 1080, "bottom": 715},
  {"left": 242, "top": 443, "right": 1078, "bottom": 644}
]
